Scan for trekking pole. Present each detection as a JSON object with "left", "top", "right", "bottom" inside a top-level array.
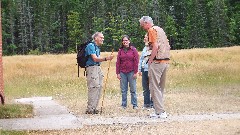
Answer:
[{"left": 100, "top": 49, "right": 114, "bottom": 114}]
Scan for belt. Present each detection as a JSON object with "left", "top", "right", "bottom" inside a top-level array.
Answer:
[
  {"left": 153, "top": 59, "right": 170, "bottom": 63},
  {"left": 86, "top": 64, "right": 100, "bottom": 67}
]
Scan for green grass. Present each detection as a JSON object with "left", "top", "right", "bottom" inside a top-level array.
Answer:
[
  {"left": 0, "top": 104, "right": 33, "bottom": 119},
  {"left": 0, "top": 130, "right": 27, "bottom": 135}
]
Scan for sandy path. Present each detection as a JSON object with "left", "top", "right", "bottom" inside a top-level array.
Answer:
[{"left": 0, "top": 97, "right": 239, "bottom": 131}]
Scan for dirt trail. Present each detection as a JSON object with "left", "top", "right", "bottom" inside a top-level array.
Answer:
[{"left": 0, "top": 97, "right": 239, "bottom": 131}]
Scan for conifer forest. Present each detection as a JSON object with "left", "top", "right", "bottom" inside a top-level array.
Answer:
[{"left": 2, "top": 0, "right": 240, "bottom": 55}]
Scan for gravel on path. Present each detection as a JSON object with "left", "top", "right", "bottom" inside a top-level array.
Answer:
[{"left": 0, "top": 97, "right": 239, "bottom": 131}]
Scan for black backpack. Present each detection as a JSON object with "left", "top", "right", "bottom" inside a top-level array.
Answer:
[{"left": 76, "top": 41, "right": 91, "bottom": 77}]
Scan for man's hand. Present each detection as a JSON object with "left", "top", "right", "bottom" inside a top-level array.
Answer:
[
  {"left": 117, "top": 74, "right": 121, "bottom": 80},
  {"left": 138, "top": 72, "right": 142, "bottom": 76},
  {"left": 133, "top": 73, "right": 138, "bottom": 79},
  {"left": 148, "top": 59, "right": 153, "bottom": 65},
  {"left": 106, "top": 54, "right": 114, "bottom": 61}
]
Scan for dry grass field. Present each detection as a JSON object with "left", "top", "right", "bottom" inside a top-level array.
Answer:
[{"left": 2, "top": 46, "right": 240, "bottom": 134}]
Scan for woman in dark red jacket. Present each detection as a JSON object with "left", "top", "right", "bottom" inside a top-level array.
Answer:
[{"left": 116, "top": 35, "right": 139, "bottom": 109}]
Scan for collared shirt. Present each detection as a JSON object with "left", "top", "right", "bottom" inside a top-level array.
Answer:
[
  {"left": 148, "top": 27, "right": 157, "bottom": 43},
  {"left": 85, "top": 42, "right": 100, "bottom": 66},
  {"left": 116, "top": 46, "right": 139, "bottom": 74}
]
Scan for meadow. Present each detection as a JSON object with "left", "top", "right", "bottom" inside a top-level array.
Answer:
[{"left": 2, "top": 46, "right": 240, "bottom": 134}]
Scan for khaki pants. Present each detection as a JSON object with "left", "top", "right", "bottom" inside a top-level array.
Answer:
[
  {"left": 148, "top": 62, "right": 169, "bottom": 114},
  {"left": 86, "top": 66, "right": 104, "bottom": 112}
]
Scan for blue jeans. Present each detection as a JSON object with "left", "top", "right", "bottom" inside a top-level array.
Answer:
[
  {"left": 120, "top": 71, "right": 138, "bottom": 107},
  {"left": 141, "top": 68, "right": 153, "bottom": 107}
]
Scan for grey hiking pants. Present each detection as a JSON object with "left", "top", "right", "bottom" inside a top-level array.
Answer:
[
  {"left": 148, "top": 62, "right": 169, "bottom": 114},
  {"left": 86, "top": 66, "right": 104, "bottom": 112}
]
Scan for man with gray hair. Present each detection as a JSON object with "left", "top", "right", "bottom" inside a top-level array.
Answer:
[
  {"left": 139, "top": 16, "right": 170, "bottom": 118},
  {"left": 85, "top": 32, "right": 114, "bottom": 114}
]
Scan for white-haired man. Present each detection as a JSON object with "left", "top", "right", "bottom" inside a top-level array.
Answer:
[
  {"left": 85, "top": 32, "right": 114, "bottom": 114},
  {"left": 139, "top": 16, "right": 170, "bottom": 118}
]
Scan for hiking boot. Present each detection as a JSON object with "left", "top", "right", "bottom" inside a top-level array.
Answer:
[
  {"left": 150, "top": 111, "right": 167, "bottom": 118},
  {"left": 93, "top": 109, "right": 99, "bottom": 114},
  {"left": 85, "top": 109, "right": 99, "bottom": 114},
  {"left": 85, "top": 110, "right": 94, "bottom": 114}
]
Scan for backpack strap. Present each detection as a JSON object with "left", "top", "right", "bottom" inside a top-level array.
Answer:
[{"left": 84, "top": 43, "right": 98, "bottom": 77}]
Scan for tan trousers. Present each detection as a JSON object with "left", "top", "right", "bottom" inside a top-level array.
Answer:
[
  {"left": 86, "top": 66, "right": 104, "bottom": 112},
  {"left": 148, "top": 62, "right": 169, "bottom": 114}
]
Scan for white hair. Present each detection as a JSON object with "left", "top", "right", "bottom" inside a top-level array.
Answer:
[
  {"left": 92, "top": 32, "right": 103, "bottom": 40},
  {"left": 139, "top": 16, "right": 154, "bottom": 25}
]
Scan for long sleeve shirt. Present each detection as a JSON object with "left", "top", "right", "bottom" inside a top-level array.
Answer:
[
  {"left": 138, "top": 46, "right": 151, "bottom": 72},
  {"left": 116, "top": 46, "right": 139, "bottom": 74}
]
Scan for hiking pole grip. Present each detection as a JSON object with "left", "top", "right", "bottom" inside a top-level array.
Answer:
[{"left": 100, "top": 49, "right": 114, "bottom": 114}]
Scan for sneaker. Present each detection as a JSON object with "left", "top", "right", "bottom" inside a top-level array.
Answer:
[
  {"left": 142, "top": 106, "right": 151, "bottom": 111},
  {"left": 159, "top": 111, "right": 167, "bottom": 118},
  {"left": 122, "top": 106, "right": 127, "bottom": 109},
  {"left": 150, "top": 111, "right": 167, "bottom": 118},
  {"left": 133, "top": 106, "right": 138, "bottom": 109}
]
